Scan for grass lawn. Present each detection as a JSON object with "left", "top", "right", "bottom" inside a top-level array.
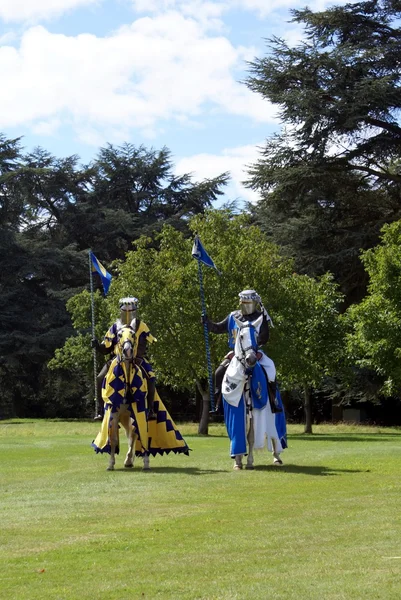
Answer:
[{"left": 0, "top": 420, "right": 400, "bottom": 600}]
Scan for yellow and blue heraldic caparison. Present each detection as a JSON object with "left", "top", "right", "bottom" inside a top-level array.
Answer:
[{"left": 92, "top": 321, "right": 190, "bottom": 457}]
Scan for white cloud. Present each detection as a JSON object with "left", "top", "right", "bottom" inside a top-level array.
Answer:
[
  {"left": 0, "top": 31, "right": 17, "bottom": 44},
  {"left": 0, "top": 0, "right": 99, "bottom": 23},
  {"left": 175, "top": 143, "right": 263, "bottom": 205},
  {"left": 0, "top": 16, "right": 277, "bottom": 142},
  {"left": 31, "top": 117, "right": 62, "bottom": 136},
  {"left": 130, "top": 0, "right": 361, "bottom": 21}
]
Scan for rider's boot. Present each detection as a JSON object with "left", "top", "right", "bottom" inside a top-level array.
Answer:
[
  {"left": 268, "top": 379, "right": 282, "bottom": 413},
  {"left": 147, "top": 379, "right": 157, "bottom": 421},
  {"left": 210, "top": 391, "right": 222, "bottom": 414}
]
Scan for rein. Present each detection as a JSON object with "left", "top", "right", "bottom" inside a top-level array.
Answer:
[{"left": 235, "top": 324, "right": 258, "bottom": 366}]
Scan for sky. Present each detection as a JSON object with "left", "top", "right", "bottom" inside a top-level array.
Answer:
[{"left": 0, "top": 0, "right": 355, "bottom": 206}]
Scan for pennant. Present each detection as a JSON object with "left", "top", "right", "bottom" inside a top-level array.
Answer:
[
  {"left": 191, "top": 235, "right": 221, "bottom": 275},
  {"left": 90, "top": 251, "right": 112, "bottom": 295}
]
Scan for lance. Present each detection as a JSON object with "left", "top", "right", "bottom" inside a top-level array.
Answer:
[
  {"left": 197, "top": 260, "right": 215, "bottom": 412},
  {"left": 192, "top": 235, "right": 221, "bottom": 412},
  {"left": 88, "top": 250, "right": 98, "bottom": 418}
]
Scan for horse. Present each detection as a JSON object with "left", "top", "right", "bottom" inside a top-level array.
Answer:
[
  {"left": 92, "top": 324, "right": 190, "bottom": 470},
  {"left": 92, "top": 325, "right": 150, "bottom": 471},
  {"left": 221, "top": 314, "right": 287, "bottom": 470}
]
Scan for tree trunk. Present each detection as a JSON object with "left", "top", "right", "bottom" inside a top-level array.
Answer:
[
  {"left": 304, "top": 385, "right": 313, "bottom": 434},
  {"left": 196, "top": 379, "right": 209, "bottom": 435}
]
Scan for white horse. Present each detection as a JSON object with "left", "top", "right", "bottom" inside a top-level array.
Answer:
[
  {"left": 222, "top": 315, "right": 287, "bottom": 470},
  {"left": 92, "top": 325, "right": 150, "bottom": 471}
]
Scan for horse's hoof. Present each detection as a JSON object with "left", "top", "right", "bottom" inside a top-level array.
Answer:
[
  {"left": 142, "top": 466, "right": 151, "bottom": 471},
  {"left": 245, "top": 464, "right": 254, "bottom": 470},
  {"left": 273, "top": 458, "right": 283, "bottom": 466},
  {"left": 233, "top": 464, "right": 242, "bottom": 470},
  {"left": 106, "top": 466, "right": 114, "bottom": 471},
  {"left": 124, "top": 463, "right": 133, "bottom": 468}
]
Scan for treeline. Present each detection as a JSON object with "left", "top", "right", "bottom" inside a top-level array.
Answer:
[
  {"left": 0, "top": 137, "right": 227, "bottom": 418},
  {"left": 3, "top": 0, "right": 401, "bottom": 426}
]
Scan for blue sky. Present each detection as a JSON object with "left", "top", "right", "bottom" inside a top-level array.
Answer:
[{"left": 0, "top": 0, "right": 354, "bottom": 205}]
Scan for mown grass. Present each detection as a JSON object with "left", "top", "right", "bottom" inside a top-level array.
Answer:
[{"left": 0, "top": 420, "right": 400, "bottom": 600}]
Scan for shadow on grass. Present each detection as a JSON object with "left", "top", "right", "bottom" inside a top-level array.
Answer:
[
  {"left": 289, "top": 433, "right": 400, "bottom": 442},
  {"left": 0, "top": 421, "right": 35, "bottom": 425},
  {"left": 112, "top": 466, "right": 227, "bottom": 475},
  {"left": 184, "top": 434, "right": 228, "bottom": 439},
  {"left": 255, "top": 464, "right": 366, "bottom": 476}
]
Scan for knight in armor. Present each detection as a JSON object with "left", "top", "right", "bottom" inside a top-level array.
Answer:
[
  {"left": 203, "top": 289, "right": 281, "bottom": 414},
  {"left": 92, "top": 297, "right": 157, "bottom": 420}
]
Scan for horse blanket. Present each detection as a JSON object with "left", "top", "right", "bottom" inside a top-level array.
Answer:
[
  {"left": 92, "top": 359, "right": 190, "bottom": 457},
  {"left": 223, "top": 361, "right": 287, "bottom": 457}
]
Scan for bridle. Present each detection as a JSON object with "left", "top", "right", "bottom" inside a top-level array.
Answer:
[
  {"left": 235, "top": 323, "right": 258, "bottom": 369},
  {"left": 117, "top": 326, "right": 136, "bottom": 364}
]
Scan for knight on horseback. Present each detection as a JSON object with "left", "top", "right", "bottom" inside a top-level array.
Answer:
[
  {"left": 203, "top": 289, "right": 281, "bottom": 415},
  {"left": 92, "top": 297, "right": 190, "bottom": 468},
  {"left": 204, "top": 289, "right": 285, "bottom": 468},
  {"left": 92, "top": 297, "right": 157, "bottom": 420}
]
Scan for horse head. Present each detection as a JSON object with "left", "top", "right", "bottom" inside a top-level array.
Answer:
[
  {"left": 233, "top": 314, "right": 263, "bottom": 369},
  {"left": 116, "top": 325, "right": 136, "bottom": 363}
]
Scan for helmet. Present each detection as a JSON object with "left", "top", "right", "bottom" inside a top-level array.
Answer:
[
  {"left": 119, "top": 297, "right": 139, "bottom": 325},
  {"left": 238, "top": 289, "right": 261, "bottom": 316}
]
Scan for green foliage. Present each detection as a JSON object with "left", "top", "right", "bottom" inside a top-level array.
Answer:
[
  {"left": 0, "top": 134, "right": 228, "bottom": 418},
  {"left": 274, "top": 272, "right": 344, "bottom": 389},
  {"left": 346, "top": 220, "right": 401, "bottom": 395},
  {"left": 109, "top": 210, "right": 294, "bottom": 389},
  {"left": 82, "top": 209, "right": 343, "bottom": 397},
  {"left": 49, "top": 290, "right": 112, "bottom": 409}
]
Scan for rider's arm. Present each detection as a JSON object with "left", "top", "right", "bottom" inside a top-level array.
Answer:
[
  {"left": 97, "top": 343, "right": 112, "bottom": 356},
  {"left": 205, "top": 315, "right": 230, "bottom": 334},
  {"left": 92, "top": 323, "right": 116, "bottom": 355},
  {"left": 135, "top": 321, "right": 156, "bottom": 360},
  {"left": 257, "top": 316, "right": 270, "bottom": 346},
  {"left": 136, "top": 332, "right": 148, "bottom": 358}
]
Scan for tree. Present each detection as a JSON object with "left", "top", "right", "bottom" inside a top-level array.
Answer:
[
  {"left": 245, "top": 0, "right": 401, "bottom": 305},
  {"left": 345, "top": 220, "right": 401, "bottom": 396},
  {"left": 273, "top": 273, "right": 344, "bottom": 433},
  {"left": 0, "top": 134, "right": 229, "bottom": 418},
  {"left": 83, "top": 143, "right": 229, "bottom": 261},
  {"left": 52, "top": 210, "right": 345, "bottom": 433},
  {"left": 104, "top": 210, "right": 294, "bottom": 434}
]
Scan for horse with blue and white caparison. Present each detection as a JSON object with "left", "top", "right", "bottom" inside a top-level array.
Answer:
[{"left": 222, "top": 314, "right": 287, "bottom": 470}]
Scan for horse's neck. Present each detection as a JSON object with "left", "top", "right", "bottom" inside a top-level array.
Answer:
[
  {"left": 120, "top": 359, "right": 134, "bottom": 382},
  {"left": 228, "top": 354, "right": 246, "bottom": 379}
]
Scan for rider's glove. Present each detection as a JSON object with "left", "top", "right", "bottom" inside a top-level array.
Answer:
[
  {"left": 91, "top": 338, "right": 100, "bottom": 350},
  {"left": 201, "top": 313, "right": 208, "bottom": 326}
]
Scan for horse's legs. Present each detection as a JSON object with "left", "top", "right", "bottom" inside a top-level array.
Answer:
[
  {"left": 233, "top": 455, "right": 243, "bottom": 470},
  {"left": 246, "top": 415, "right": 255, "bottom": 470},
  {"left": 142, "top": 453, "right": 150, "bottom": 471},
  {"left": 124, "top": 421, "right": 137, "bottom": 468},
  {"left": 107, "top": 415, "right": 118, "bottom": 471},
  {"left": 271, "top": 438, "right": 283, "bottom": 466}
]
